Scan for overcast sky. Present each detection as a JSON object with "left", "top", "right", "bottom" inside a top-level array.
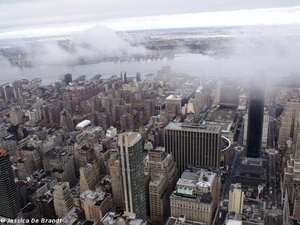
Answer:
[{"left": 1, "top": 0, "right": 300, "bottom": 38}]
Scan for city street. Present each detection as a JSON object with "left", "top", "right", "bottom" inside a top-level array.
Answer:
[{"left": 266, "top": 92, "right": 283, "bottom": 224}]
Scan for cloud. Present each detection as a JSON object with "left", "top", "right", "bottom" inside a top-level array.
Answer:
[
  {"left": 0, "top": 0, "right": 300, "bottom": 30},
  {"left": 73, "top": 25, "right": 147, "bottom": 56},
  {"left": 16, "top": 25, "right": 148, "bottom": 66},
  {"left": 207, "top": 26, "right": 300, "bottom": 79},
  {"left": 105, "top": 6, "right": 300, "bottom": 31},
  {"left": 1, "top": 6, "right": 300, "bottom": 40},
  {"left": 0, "top": 55, "right": 11, "bottom": 67}
]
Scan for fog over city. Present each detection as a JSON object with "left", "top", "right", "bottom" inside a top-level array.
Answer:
[
  {"left": 1, "top": 1, "right": 300, "bottom": 225},
  {"left": 1, "top": 0, "right": 300, "bottom": 29},
  {"left": 0, "top": 0, "right": 300, "bottom": 80},
  {"left": 14, "top": 25, "right": 148, "bottom": 66}
]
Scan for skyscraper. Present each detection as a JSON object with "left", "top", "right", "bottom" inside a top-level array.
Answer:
[
  {"left": 228, "top": 183, "right": 244, "bottom": 214},
  {"left": 107, "top": 152, "right": 123, "bottom": 208},
  {"left": 144, "top": 147, "right": 178, "bottom": 225},
  {"left": 246, "top": 76, "right": 265, "bottom": 158},
  {"left": 236, "top": 75, "right": 266, "bottom": 188},
  {"left": 170, "top": 168, "right": 220, "bottom": 224},
  {"left": 0, "top": 149, "right": 20, "bottom": 218},
  {"left": 79, "top": 160, "right": 100, "bottom": 193},
  {"left": 53, "top": 182, "right": 74, "bottom": 218},
  {"left": 164, "top": 122, "right": 222, "bottom": 175},
  {"left": 118, "top": 132, "right": 147, "bottom": 220}
]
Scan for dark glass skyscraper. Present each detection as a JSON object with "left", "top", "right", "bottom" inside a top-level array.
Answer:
[
  {"left": 0, "top": 149, "right": 20, "bottom": 218},
  {"left": 118, "top": 132, "right": 147, "bottom": 220},
  {"left": 246, "top": 77, "right": 265, "bottom": 158}
]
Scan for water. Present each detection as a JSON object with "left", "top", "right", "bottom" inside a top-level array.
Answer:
[{"left": 0, "top": 53, "right": 298, "bottom": 85}]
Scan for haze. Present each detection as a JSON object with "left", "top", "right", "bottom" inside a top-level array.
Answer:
[
  {"left": 1, "top": 0, "right": 300, "bottom": 35},
  {"left": 0, "top": 0, "right": 300, "bottom": 82}
]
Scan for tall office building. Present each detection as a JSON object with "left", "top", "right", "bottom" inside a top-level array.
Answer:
[
  {"left": 0, "top": 149, "right": 20, "bottom": 218},
  {"left": 107, "top": 152, "right": 123, "bottom": 208},
  {"left": 144, "top": 147, "right": 178, "bottom": 225},
  {"left": 136, "top": 72, "right": 141, "bottom": 82},
  {"left": 164, "top": 122, "right": 222, "bottom": 175},
  {"left": 246, "top": 77, "right": 265, "bottom": 158},
  {"left": 79, "top": 160, "right": 100, "bottom": 193},
  {"left": 10, "top": 106, "right": 23, "bottom": 125},
  {"left": 80, "top": 190, "right": 113, "bottom": 221},
  {"left": 282, "top": 120, "right": 300, "bottom": 220},
  {"left": 118, "top": 132, "right": 147, "bottom": 220},
  {"left": 243, "top": 106, "right": 269, "bottom": 148},
  {"left": 237, "top": 75, "right": 265, "bottom": 188},
  {"left": 53, "top": 182, "right": 74, "bottom": 218},
  {"left": 218, "top": 81, "right": 241, "bottom": 107},
  {"left": 62, "top": 73, "right": 72, "bottom": 85},
  {"left": 170, "top": 168, "right": 220, "bottom": 224},
  {"left": 228, "top": 183, "right": 244, "bottom": 214},
  {"left": 278, "top": 97, "right": 300, "bottom": 146},
  {"left": 43, "top": 149, "right": 76, "bottom": 187}
]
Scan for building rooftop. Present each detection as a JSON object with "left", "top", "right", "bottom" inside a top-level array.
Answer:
[
  {"left": 21, "top": 203, "right": 37, "bottom": 214},
  {"left": 38, "top": 190, "right": 53, "bottom": 203},
  {"left": 60, "top": 207, "right": 82, "bottom": 225},
  {"left": 118, "top": 132, "right": 141, "bottom": 147},
  {"left": 150, "top": 173, "right": 165, "bottom": 186},
  {"left": 101, "top": 212, "right": 146, "bottom": 225},
  {"left": 165, "top": 122, "right": 221, "bottom": 134},
  {"left": 166, "top": 94, "right": 184, "bottom": 100},
  {"left": 241, "top": 157, "right": 263, "bottom": 166},
  {"left": 82, "top": 220, "right": 97, "bottom": 225},
  {"left": 44, "top": 148, "right": 68, "bottom": 157},
  {"left": 177, "top": 170, "right": 216, "bottom": 190},
  {"left": 80, "top": 190, "right": 109, "bottom": 207},
  {"left": 165, "top": 216, "right": 205, "bottom": 225}
]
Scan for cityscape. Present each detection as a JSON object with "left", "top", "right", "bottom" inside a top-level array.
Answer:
[{"left": 1, "top": 1, "right": 300, "bottom": 225}]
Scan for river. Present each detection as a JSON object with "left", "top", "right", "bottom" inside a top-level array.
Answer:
[{"left": 0, "top": 53, "right": 298, "bottom": 85}]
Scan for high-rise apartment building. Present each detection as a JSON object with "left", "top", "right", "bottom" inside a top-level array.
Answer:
[
  {"left": 118, "top": 132, "right": 147, "bottom": 220},
  {"left": 80, "top": 190, "right": 113, "bottom": 221},
  {"left": 279, "top": 97, "right": 300, "bottom": 146},
  {"left": 164, "top": 122, "right": 222, "bottom": 175},
  {"left": 246, "top": 78, "right": 265, "bottom": 158},
  {"left": 165, "top": 94, "right": 185, "bottom": 114},
  {"left": 15, "top": 157, "right": 35, "bottom": 180},
  {"left": 0, "top": 149, "right": 20, "bottom": 219},
  {"left": 79, "top": 160, "right": 100, "bottom": 193},
  {"left": 144, "top": 147, "right": 178, "bottom": 225},
  {"left": 282, "top": 120, "right": 300, "bottom": 220},
  {"left": 218, "top": 81, "right": 241, "bottom": 107},
  {"left": 10, "top": 106, "right": 23, "bottom": 125},
  {"left": 43, "top": 149, "right": 76, "bottom": 187},
  {"left": 53, "top": 182, "right": 75, "bottom": 218},
  {"left": 107, "top": 151, "right": 123, "bottom": 208},
  {"left": 228, "top": 183, "right": 244, "bottom": 214},
  {"left": 170, "top": 168, "right": 220, "bottom": 224}
]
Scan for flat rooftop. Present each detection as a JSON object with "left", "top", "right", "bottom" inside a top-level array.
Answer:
[
  {"left": 165, "top": 122, "right": 221, "bottom": 134},
  {"left": 177, "top": 170, "right": 216, "bottom": 189},
  {"left": 165, "top": 217, "right": 205, "bottom": 225}
]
